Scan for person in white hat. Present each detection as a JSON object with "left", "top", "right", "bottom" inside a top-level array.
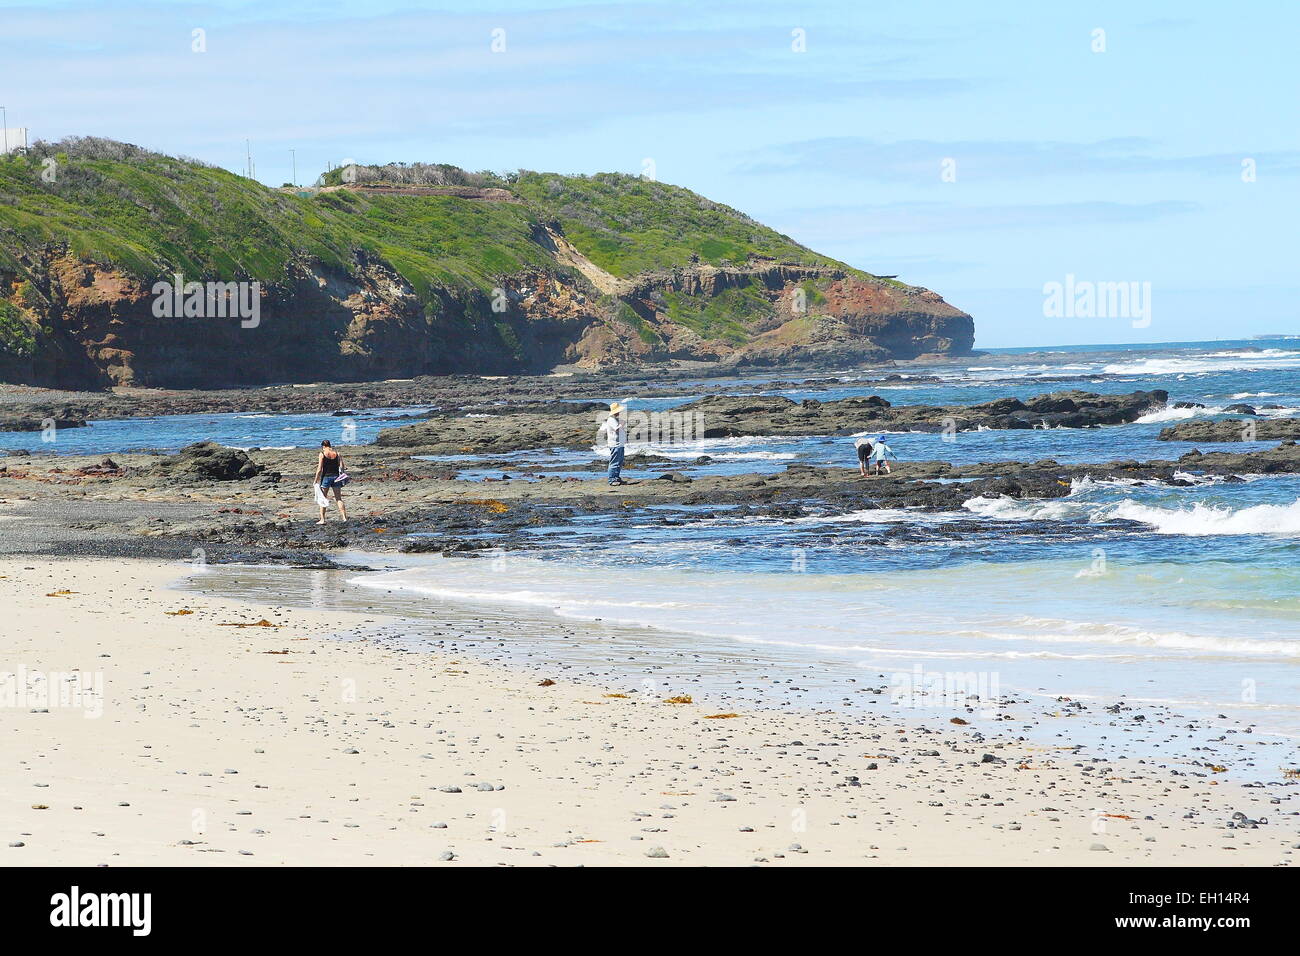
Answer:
[{"left": 597, "top": 402, "right": 627, "bottom": 485}]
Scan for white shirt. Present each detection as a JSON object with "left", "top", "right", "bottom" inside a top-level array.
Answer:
[{"left": 598, "top": 414, "right": 625, "bottom": 448}]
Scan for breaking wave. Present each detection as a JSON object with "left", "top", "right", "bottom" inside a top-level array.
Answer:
[{"left": 1108, "top": 498, "right": 1300, "bottom": 536}]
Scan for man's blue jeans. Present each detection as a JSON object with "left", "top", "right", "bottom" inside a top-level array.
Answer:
[{"left": 607, "top": 445, "right": 625, "bottom": 485}]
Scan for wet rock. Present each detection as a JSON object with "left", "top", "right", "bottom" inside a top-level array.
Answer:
[
  {"left": 149, "top": 442, "right": 264, "bottom": 481},
  {"left": 0, "top": 416, "right": 87, "bottom": 432},
  {"left": 1161, "top": 418, "right": 1300, "bottom": 442},
  {"left": 399, "top": 537, "right": 490, "bottom": 554},
  {"left": 375, "top": 389, "right": 1173, "bottom": 454}
]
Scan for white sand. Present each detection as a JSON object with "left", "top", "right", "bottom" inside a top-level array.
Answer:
[{"left": 0, "top": 558, "right": 1293, "bottom": 866}]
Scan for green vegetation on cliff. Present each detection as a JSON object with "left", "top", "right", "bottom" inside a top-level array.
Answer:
[
  {"left": 510, "top": 172, "right": 841, "bottom": 278},
  {"left": 0, "top": 139, "right": 848, "bottom": 293},
  {"left": 661, "top": 285, "right": 777, "bottom": 345},
  {"left": 0, "top": 140, "right": 556, "bottom": 291},
  {"left": 0, "top": 138, "right": 972, "bottom": 390},
  {"left": 0, "top": 300, "right": 36, "bottom": 356}
]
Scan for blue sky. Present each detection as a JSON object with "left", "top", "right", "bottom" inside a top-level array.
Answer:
[{"left": 2, "top": 0, "right": 1297, "bottom": 347}]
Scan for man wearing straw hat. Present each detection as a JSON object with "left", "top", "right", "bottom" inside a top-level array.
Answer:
[{"left": 597, "top": 401, "right": 627, "bottom": 486}]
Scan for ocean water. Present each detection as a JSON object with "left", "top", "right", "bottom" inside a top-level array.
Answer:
[
  {"left": 376, "top": 341, "right": 1300, "bottom": 744},
  {"left": 7, "top": 338, "right": 1300, "bottom": 463},
  {"left": 0, "top": 406, "right": 433, "bottom": 457},
  {"left": 18, "top": 339, "right": 1300, "bottom": 748},
  {"left": 353, "top": 473, "right": 1300, "bottom": 736}
]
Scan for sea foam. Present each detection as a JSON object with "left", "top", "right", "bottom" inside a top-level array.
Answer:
[{"left": 1110, "top": 498, "right": 1300, "bottom": 536}]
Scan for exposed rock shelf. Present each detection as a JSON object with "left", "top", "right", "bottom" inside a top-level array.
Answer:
[
  {"left": 373, "top": 389, "right": 1169, "bottom": 453},
  {"left": 1159, "top": 417, "right": 1300, "bottom": 442}
]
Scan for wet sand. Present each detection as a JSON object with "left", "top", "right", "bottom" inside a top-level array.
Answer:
[
  {"left": 181, "top": 556, "right": 1300, "bottom": 782},
  {"left": 1, "top": 557, "right": 1294, "bottom": 866}
]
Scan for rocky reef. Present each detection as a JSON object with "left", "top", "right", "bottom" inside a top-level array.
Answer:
[
  {"left": 373, "top": 389, "right": 1169, "bottom": 454},
  {"left": 148, "top": 442, "right": 265, "bottom": 481},
  {"left": 1159, "top": 417, "right": 1300, "bottom": 442}
]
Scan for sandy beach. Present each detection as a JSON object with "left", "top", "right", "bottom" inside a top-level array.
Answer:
[{"left": 1, "top": 556, "right": 1294, "bottom": 867}]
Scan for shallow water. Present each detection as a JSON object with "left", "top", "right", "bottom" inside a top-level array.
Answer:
[
  {"left": 26, "top": 339, "right": 1300, "bottom": 769},
  {"left": 8, "top": 339, "right": 1299, "bottom": 462},
  {"left": 179, "top": 555, "right": 1299, "bottom": 779}
]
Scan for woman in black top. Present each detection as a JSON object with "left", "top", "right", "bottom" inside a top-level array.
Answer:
[{"left": 314, "top": 439, "right": 348, "bottom": 524}]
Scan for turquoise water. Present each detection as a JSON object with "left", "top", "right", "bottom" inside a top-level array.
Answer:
[
  {"left": 355, "top": 476, "right": 1300, "bottom": 737},
  {"left": 14, "top": 339, "right": 1300, "bottom": 744},
  {"left": 371, "top": 341, "right": 1300, "bottom": 738}
]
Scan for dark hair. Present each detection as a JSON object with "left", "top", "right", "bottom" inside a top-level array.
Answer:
[{"left": 321, "top": 440, "right": 332, "bottom": 447}]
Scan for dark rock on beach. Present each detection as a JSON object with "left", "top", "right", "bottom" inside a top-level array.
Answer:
[
  {"left": 1159, "top": 417, "right": 1300, "bottom": 442},
  {"left": 398, "top": 537, "right": 492, "bottom": 554},
  {"left": 148, "top": 441, "right": 265, "bottom": 481},
  {"left": 679, "top": 388, "right": 1167, "bottom": 437},
  {"left": 0, "top": 415, "right": 87, "bottom": 432},
  {"left": 373, "top": 389, "right": 1170, "bottom": 454},
  {"left": 0, "top": 440, "right": 1294, "bottom": 564},
  {"left": 1177, "top": 440, "right": 1300, "bottom": 473}
]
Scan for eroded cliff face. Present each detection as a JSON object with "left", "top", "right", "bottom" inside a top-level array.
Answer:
[
  {"left": 0, "top": 245, "right": 972, "bottom": 389},
  {"left": 579, "top": 263, "right": 973, "bottom": 369}
]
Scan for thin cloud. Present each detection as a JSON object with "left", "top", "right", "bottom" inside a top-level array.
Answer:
[
  {"left": 4, "top": 2, "right": 973, "bottom": 149},
  {"left": 737, "top": 137, "right": 1300, "bottom": 181},
  {"left": 771, "top": 200, "right": 1199, "bottom": 241}
]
